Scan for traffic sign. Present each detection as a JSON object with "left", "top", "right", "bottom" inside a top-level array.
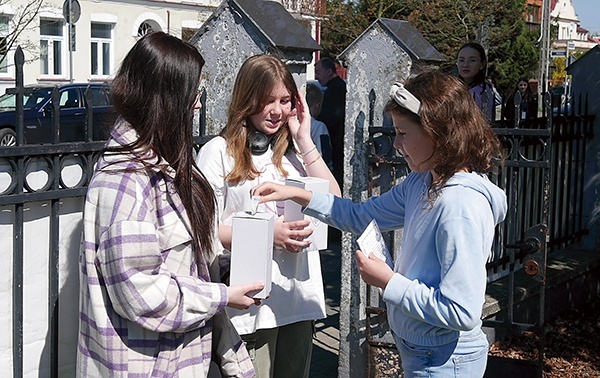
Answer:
[
  {"left": 551, "top": 50, "right": 566, "bottom": 58},
  {"left": 63, "top": 0, "right": 81, "bottom": 24}
]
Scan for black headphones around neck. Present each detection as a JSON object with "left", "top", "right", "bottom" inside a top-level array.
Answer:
[{"left": 249, "top": 130, "right": 274, "bottom": 156}]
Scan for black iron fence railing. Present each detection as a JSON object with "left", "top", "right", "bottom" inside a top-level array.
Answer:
[
  {"left": 0, "top": 47, "right": 213, "bottom": 378},
  {"left": 1, "top": 46, "right": 596, "bottom": 377}
]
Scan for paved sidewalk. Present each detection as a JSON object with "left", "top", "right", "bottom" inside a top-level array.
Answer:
[{"left": 309, "top": 241, "right": 341, "bottom": 377}]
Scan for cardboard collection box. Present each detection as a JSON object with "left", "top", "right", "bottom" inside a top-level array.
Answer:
[
  {"left": 230, "top": 212, "right": 274, "bottom": 299},
  {"left": 284, "top": 177, "right": 329, "bottom": 251}
]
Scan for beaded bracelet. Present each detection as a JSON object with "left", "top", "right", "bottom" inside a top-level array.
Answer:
[
  {"left": 304, "top": 154, "right": 321, "bottom": 167},
  {"left": 301, "top": 145, "right": 317, "bottom": 156}
]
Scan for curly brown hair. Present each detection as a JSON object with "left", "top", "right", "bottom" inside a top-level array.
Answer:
[{"left": 385, "top": 71, "right": 503, "bottom": 203}]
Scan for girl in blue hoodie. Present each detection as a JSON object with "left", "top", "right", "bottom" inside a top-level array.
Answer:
[{"left": 252, "top": 71, "right": 508, "bottom": 377}]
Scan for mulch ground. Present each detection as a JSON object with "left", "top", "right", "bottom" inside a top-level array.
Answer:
[
  {"left": 368, "top": 297, "right": 600, "bottom": 377},
  {"left": 488, "top": 296, "right": 600, "bottom": 377}
]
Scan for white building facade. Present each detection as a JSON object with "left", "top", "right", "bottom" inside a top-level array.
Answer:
[
  {"left": 550, "top": 0, "right": 598, "bottom": 51},
  {"left": 0, "top": 0, "right": 320, "bottom": 95}
]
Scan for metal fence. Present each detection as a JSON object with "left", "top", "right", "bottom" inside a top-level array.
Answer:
[
  {"left": 1, "top": 46, "right": 596, "bottom": 377},
  {"left": 0, "top": 47, "right": 212, "bottom": 378},
  {"left": 1, "top": 48, "right": 102, "bottom": 378}
]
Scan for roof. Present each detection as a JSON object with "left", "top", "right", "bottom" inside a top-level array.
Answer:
[
  {"left": 339, "top": 18, "right": 446, "bottom": 62},
  {"left": 567, "top": 45, "right": 600, "bottom": 72},
  {"left": 230, "top": 0, "right": 321, "bottom": 51}
]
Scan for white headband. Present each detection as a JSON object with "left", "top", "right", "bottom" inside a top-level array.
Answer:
[{"left": 390, "top": 82, "right": 421, "bottom": 116}]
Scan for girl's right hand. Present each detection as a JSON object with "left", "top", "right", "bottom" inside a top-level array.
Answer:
[
  {"left": 227, "top": 282, "right": 265, "bottom": 310},
  {"left": 289, "top": 90, "right": 312, "bottom": 143},
  {"left": 252, "top": 182, "right": 312, "bottom": 207}
]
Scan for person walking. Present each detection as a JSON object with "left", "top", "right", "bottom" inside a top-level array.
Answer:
[
  {"left": 305, "top": 82, "right": 333, "bottom": 172},
  {"left": 503, "top": 77, "right": 538, "bottom": 122}
]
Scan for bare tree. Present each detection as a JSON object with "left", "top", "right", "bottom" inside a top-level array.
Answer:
[{"left": 1, "top": 0, "right": 45, "bottom": 69}]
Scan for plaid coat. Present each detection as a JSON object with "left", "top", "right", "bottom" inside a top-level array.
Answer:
[{"left": 77, "top": 122, "right": 254, "bottom": 377}]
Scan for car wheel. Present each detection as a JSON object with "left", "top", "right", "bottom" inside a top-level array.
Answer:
[{"left": 0, "top": 128, "right": 17, "bottom": 147}]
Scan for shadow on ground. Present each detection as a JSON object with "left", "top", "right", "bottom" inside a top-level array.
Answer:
[{"left": 310, "top": 236, "right": 341, "bottom": 377}]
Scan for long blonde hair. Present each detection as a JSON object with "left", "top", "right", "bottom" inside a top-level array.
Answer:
[{"left": 220, "top": 54, "right": 298, "bottom": 185}]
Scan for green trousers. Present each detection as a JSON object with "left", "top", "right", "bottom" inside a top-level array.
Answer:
[{"left": 242, "top": 320, "right": 314, "bottom": 378}]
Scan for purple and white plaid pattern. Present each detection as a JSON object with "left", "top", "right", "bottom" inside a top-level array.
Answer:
[{"left": 77, "top": 122, "right": 255, "bottom": 377}]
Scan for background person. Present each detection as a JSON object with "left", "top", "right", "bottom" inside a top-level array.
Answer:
[
  {"left": 253, "top": 72, "right": 507, "bottom": 378},
  {"left": 305, "top": 83, "right": 333, "bottom": 172},
  {"left": 456, "top": 42, "right": 496, "bottom": 121},
  {"left": 503, "top": 77, "right": 538, "bottom": 122},
  {"left": 76, "top": 31, "right": 261, "bottom": 377},
  {"left": 314, "top": 57, "right": 346, "bottom": 187},
  {"left": 196, "top": 54, "right": 341, "bottom": 378}
]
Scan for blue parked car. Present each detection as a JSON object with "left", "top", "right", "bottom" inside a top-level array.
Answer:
[
  {"left": 0, "top": 83, "right": 114, "bottom": 146},
  {"left": 549, "top": 85, "right": 572, "bottom": 116}
]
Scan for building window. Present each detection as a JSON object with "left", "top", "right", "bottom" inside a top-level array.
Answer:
[
  {"left": 526, "top": 5, "right": 540, "bottom": 24},
  {"left": 137, "top": 21, "right": 153, "bottom": 38},
  {"left": 1, "top": 15, "right": 9, "bottom": 74},
  {"left": 91, "top": 22, "right": 113, "bottom": 76},
  {"left": 182, "top": 27, "right": 198, "bottom": 42},
  {"left": 40, "top": 18, "right": 65, "bottom": 76}
]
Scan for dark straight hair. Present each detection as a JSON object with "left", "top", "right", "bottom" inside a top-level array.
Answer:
[
  {"left": 457, "top": 42, "right": 487, "bottom": 87},
  {"left": 108, "top": 31, "right": 216, "bottom": 261}
]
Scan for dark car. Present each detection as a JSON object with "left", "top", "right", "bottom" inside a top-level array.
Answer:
[
  {"left": 549, "top": 85, "right": 572, "bottom": 116},
  {"left": 0, "top": 83, "right": 114, "bottom": 146}
]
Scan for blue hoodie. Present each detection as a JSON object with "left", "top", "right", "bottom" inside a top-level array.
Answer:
[{"left": 304, "top": 171, "right": 507, "bottom": 347}]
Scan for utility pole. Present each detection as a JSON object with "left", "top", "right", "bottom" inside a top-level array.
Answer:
[
  {"left": 68, "top": 0, "right": 73, "bottom": 83},
  {"left": 538, "top": 0, "right": 551, "bottom": 96}
]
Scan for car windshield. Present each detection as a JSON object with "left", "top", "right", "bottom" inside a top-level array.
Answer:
[
  {"left": 0, "top": 88, "right": 53, "bottom": 110},
  {"left": 0, "top": 93, "right": 15, "bottom": 109}
]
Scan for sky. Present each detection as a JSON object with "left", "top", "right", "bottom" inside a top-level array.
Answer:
[{"left": 571, "top": 0, "right": 600, "bottom": 36}]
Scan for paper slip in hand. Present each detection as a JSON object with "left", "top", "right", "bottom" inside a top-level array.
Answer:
[
  {"left": 250, "top": 195, "right": 261, "bottom": 215},
  {"left": 357, "top": 219, "right": 394, "bottom": 268}
]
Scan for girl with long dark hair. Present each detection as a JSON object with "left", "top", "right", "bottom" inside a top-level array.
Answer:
[{"left": 77, "top": 32, "right": 261, "bottom": 377}]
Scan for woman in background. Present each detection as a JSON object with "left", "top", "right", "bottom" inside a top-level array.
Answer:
[
  {"left": 457, "top": 42, "right": 496, "bottom": 121},
  {"left": 503, "top": 77, "right": 538, "bottom": 122}
]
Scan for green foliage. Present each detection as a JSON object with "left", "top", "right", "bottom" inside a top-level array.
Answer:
[
  {"left": 320, "top": 0, "right": 407, "bottom": 57},
  {"left": 491, "top": 28, "right": 539, "bottom": 97},
  {"left": 321, "top": 0, "right": 540, "bottom": 97},
  {"left": 551, "top": 57, "right": 566, "bottom": 87}
]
